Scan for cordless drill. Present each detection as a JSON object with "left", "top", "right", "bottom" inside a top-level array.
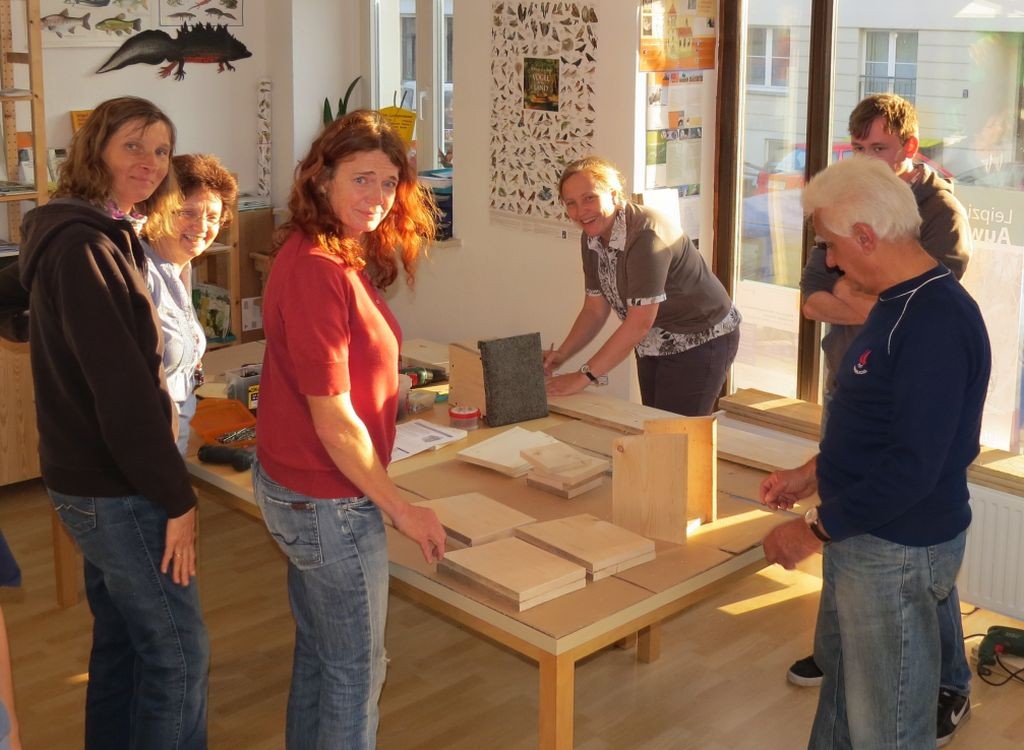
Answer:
[{"left": 976, "top": 625, "right": 1024, "bottom": 675}]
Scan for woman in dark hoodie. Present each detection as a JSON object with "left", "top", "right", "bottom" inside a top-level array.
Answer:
[{"left": 18, "top": 97, "right": 208, "bottom": 749}]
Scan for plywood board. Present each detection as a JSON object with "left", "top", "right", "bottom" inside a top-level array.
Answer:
[
  {"left": 718, "top": 417, "right": 819, "bottom": 474},
  {"left": 456, "top": 427, "right": 560, "bottom": 477},
  {"left": 448, "top": 342, "right": 486, "bottom": 414},
  {"left": 689, "top": 499, "right": 796, "bottom": 555},
  {"left": 719, "top": 388, "right": 822, "bottom": 440},
  {"left": 437, "top": 537, "right": 586, "bottom": 605},
  {"left": 643, "top": 415, "right": 717, "bottom": 524},
  {"left": 514, "top": 514, "right": 655, "bottom": 574},
  {"left": 541, "top": 420, "right": 627, "bottom": 457},
  {"left": 548, "top": 393, "right": 675, "bottom": 433},
  {"left": 520, "top": 442, "right": 609, "bottom": 483},
  {"left": 414, "top": 493, "right": 536, "bottom": 546},
  {"left": 588, "top": 549, "right": 657, "bottom": 581},
  {"left": 612, "top": 433, "right": 689, "bottom": 544},
  {"left": 526, "top": 474, "right": 604, "bottom": 499}
]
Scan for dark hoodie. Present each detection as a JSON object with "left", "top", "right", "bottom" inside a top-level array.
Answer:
[
  {"left": 0, "top": 260, "right": 29, "bottom": 342},
  {"left": 800, "top": 163, "right": 972, "bottom": 390},
  {"left": 19, "top": 199, "right": 195, "bottom": 517}
]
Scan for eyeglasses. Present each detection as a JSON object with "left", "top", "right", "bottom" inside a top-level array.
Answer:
[{"left": 176, "top": 208, "right": 222, "bottom": 227}]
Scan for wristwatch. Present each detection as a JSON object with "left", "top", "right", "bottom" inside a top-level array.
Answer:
[
  {"left": 804, "top": 507, "right": 830, "bottom": 543},
  {"left": 579, "top": 363, "right": 609, "bottom": 387}
]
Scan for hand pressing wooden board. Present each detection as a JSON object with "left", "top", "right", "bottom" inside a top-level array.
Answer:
[
  {"left": 414, "top": 493, "right": 536, "bottom": 546},
  {"left": 514, "top": 514, "right": 654, "bottom": 575},
  {"left": 438, "top": 537, "right": 587, "bottom": 609}
]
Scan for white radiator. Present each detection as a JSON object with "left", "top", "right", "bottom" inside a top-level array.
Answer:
[{"left": 959, "top": 484, "right": 1024, "bottom": 619}]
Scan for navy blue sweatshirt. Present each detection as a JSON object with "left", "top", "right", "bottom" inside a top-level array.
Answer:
[{"left": 817, "top": 264, "right": 991, "bottom": 545}]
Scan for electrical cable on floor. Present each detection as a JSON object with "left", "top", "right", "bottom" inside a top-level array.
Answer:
[
  {"left": 960, "top": 605, "right": 979, "bottom": 616},
  {"left": 977, "top": 654, "right": 1024, "bottom": 687}
]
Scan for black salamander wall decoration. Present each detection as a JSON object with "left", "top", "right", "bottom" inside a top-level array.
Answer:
[{"left": 96, "top": 23, "right": 252, "bottom": 80}]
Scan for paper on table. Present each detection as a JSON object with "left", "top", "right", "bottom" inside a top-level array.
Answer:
[{"left": 391, "top": 419, "right": 468, "bottom": 462}]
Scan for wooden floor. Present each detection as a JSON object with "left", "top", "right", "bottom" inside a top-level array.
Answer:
[{"left": 1, "top": 478, "right": 1022, "bottom": 749}]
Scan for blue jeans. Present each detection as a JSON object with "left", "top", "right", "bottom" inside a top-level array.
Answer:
[
  {"left": 817, "top": 393, "right": 971, "bottom": 696},
  {"left": 48, "top": 491, "right": 209, "bottom": 750},
  {"left": 253, "top": 461, "right": 389, "bottom": 750},
  {"left": 810, "top": 531, "right": 966, "bottom": 750}
]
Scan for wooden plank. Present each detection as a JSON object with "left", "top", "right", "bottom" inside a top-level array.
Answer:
[
  {"left": 0, "top": 340, "right": 40, "bottom": 485},
  {"left": 547, "top": 393, "right": 675, "bottom": 433},
  {"left": 643, "top": 415, "right": 717, "bottom": 524},
  {"left": 587, "top": 549, "right": 657, "bottom": 581},
  {"left": 541, "top": 421, "right": 626, "bottom": 457},
  {"left": 448, "top": 342, "right": 486, "bottom": 414},
  {"left": 437, "top": 537, "right": 586, "bottom": 607},
  {"left": 717, "top": 417, "right": 819, "bottom": 474},
  {"left": 718, "top": 388, "right": 822, "bottom": 439},
  {"left": 414, "top": 492, "right": 536, "bottom": 546},
  {"left": 520, "top": 442, "right": 609, "bottom": 483},
  {"left": 612, "top": 433, "right": 689, "bottom": 544},
  {"left": 514, "top": 514, "right": 655, "bottom": 575},
  {"left": 456, "top": 427, "right": 561, "bottom": 477}
]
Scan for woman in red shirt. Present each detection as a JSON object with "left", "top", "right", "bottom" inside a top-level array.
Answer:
[{"left": 254, "top": 110, "right": 445, "bottom": 749}]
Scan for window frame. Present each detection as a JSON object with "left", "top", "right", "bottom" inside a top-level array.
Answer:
[{"left": 747, "top": 26, "right": 793, "bottom": 91}]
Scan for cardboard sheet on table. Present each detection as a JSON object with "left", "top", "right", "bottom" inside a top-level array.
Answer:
[
  {"left": 386, "top": 527, "right": 654, "bottom": 639},
  {"left": 394, "top": 459, "right": 614, "bottom": 522},
  {"left": 612, "top": 538, "right": 733, "bottom": 593}
]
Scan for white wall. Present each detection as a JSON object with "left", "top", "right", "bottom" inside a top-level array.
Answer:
[{"left": 382, "top": 0, "right": 645, "bottom": 401}]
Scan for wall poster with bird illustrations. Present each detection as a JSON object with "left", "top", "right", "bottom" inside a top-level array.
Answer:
[
  {"left": 41, "top": 0, "right": 157, "bottom": 47},
  {"left": 490, "top": 2, "right": 598, "bottom": 224}
]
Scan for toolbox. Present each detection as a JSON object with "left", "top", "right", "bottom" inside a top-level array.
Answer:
[{"left": 191, "top": 398, "right": 257, "bottom": 447}]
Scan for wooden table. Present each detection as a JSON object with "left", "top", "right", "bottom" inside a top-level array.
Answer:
[{"left": 52, "top": 340, "right": 793, "bottom": 748}]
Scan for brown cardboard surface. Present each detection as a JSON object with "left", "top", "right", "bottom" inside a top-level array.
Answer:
[
  {"left": 415, "top": 492, "right": 536, "bottom": 546},
  {"left": 613, "top": 538, "right": 733, "bottom": 593}
]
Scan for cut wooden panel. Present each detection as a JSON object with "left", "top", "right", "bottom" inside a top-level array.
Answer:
[
  {"left": 414, "top": 492, "right": 536, "bottom": 546},
  {"left": 438, "top": 566, "right": 587, "bottom": 611},
  {"left": 969, "top": 447, "right": 1024, "bottom": 495},
  {"left": 526, "top": 473, "right": 604, "bottom": 499},
  {"left": 547, "top": 393, "right": 674, "bottom": 433},
  {"left": 612, "top": 433, "right": 689, "bottom": 544},
  {"left": 515, "top": 514, "right": 656, "bottom": 582},
  {"left": 613, "top": 539, "right": 732, "bottom": 593},
  {"left": 455, "top": 427, "right": 560, "bottom": 477},
  {"left": 437, "top": 537, "right": 587, "bottom": 610},
  {"left": 0, "top": 340, "right": 40, "bottom": 485},
  {"left": 520, "top": 442, "right": 609, "bottom": 483},
  {"left": 718, "top": 388, "right": 822, "bottom": 440},
  {"left": 717, "top": 417, "right": 819, "bottom": 474},
  {"left": 643, "top": 415, "right": 717, "bottom": 524},
  {"left": 541, "top": 420, "right": 627, "bottom": 457},
  {"left": 515, "top": 514, "right": 655, "bottom": 572},
  {"left": 448, "top": 341, "right": 486, "bottom": 414}
]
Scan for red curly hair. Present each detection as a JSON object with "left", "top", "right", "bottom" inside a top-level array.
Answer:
[{"left": 276, "top": 109, "right": 436, "bottom": 289}]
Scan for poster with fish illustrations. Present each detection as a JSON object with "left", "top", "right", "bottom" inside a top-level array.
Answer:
[
  {"left": 159, "top": 0, "right": 243, "bottom": 28},
  {"left": 490, "top": 1, "right": 598, "bottom": 223},
  {"left": 41, "top": 0, "right": 157, "bottom": 47}
]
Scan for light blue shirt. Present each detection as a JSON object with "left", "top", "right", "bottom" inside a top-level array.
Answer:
[{"left": 144, "top": 243, "right": 206, "bottom": 455}]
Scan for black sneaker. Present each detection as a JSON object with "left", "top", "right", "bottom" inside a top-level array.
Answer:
[
  {"left": 786, "top": 654, "right": 824, "bottom": 687},
  {"left": 936, "top": 689, "right": 970, "bottom": 747}
]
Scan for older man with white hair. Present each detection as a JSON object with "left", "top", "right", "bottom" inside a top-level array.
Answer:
[{"left": 758, "top": 156, "right": 991, "bottom": 750}]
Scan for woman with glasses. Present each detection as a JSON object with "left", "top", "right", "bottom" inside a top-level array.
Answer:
[{"left": 144, "top": 154, "right": 238, "bottom": 454}]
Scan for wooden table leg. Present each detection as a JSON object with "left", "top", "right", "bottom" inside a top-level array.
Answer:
[
  {"left": 615, "top": 632, "right": 638, "bottom": 650},
  {"left": 538, "top": 651, "right": 574, "bottom": 750},
  {"left": 637, "top": 622, "right": 662, "bottom": 663},
  {"left": 51, "top": 509, "right": 82, "bottom": 608}
]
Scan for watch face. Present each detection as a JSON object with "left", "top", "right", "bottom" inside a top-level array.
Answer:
[{"left": 580, "top": 364, "right": 591, "bottom": 374}]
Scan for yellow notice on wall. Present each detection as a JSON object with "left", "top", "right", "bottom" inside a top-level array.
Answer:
[{"left": 379, "top": 106, "right": 416, "bottom": 145}]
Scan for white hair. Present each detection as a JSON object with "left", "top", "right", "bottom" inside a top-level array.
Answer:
[{"left": 802, "top": 155, "right": 921, "bottom": 241}]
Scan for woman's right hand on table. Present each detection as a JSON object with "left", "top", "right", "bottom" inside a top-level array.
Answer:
[
  {"left": 542, "top": 347, "right": 565, "bottom": 375},
  {"left": 392, "top": 503, "right": 447, "bottom": 563}
]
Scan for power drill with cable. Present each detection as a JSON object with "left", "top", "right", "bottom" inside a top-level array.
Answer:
[{"left": 976, "top": 625, "right": 1024, "bottom": 676}]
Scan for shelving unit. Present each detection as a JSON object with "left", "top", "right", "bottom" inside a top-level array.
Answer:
[{"left": 0, "top": 0, "right": 44, "bottom": 487}]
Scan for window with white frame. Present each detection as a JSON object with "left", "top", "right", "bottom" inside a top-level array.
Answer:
[
  {"left": 747, "top": 27, "right": 791, "bottom": 89},
  {"left": 862, "top": 31, "right": 918, "bottom": 103}
]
